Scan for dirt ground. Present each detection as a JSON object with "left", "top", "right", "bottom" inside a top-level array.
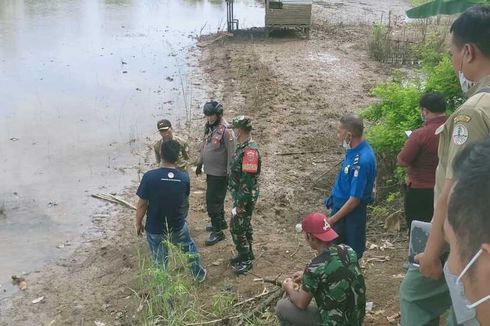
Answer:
[{"left": 0, "top": 1, "right": 413, "bottom": 325}]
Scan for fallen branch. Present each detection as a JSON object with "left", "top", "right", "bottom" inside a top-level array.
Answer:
[
  {"left": 233, "top": 288, "right": 277, "bottom": 308},
  {"left": 365, "top": 256, "right": 391, "bottom": 263},
  {"left": 238, "top": 290, "right": 283, "bottom": 325},
  {"left": 91, "top": 193, "right": 136, "bottom": 210},
  {"left": 274, "top": 150, "right": 325, "bottom": 156},
  {"left": 185, "top": 314, "right": 242, "bottom": 326},
  {"left": 253, "top": 277, "right": 282, "bottom": 287}
]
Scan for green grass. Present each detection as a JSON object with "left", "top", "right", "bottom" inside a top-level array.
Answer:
[{"left": 135, "top": 242, "right": 236, "bottom": 325}]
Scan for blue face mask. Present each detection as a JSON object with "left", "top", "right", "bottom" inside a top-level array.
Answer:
[{"left": 444, "top": 249, "right": 490, "bottom": 325}]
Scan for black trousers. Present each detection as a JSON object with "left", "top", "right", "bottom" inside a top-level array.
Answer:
[
  {"left": 206, "top": 175, "right": 228, "bottom": 231},
  {"left": 404, "top": 185, "right": 434, "bottom": 234}
]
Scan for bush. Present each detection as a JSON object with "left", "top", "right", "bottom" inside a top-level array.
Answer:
[{"left": 363, "top": 43, "right": 463, "bottom": 189}]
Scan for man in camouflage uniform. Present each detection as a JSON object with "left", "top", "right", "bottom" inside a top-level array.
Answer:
[
  {"left": 276, "top": 212, "right": 366, "bottom": 326},
  {"left": 154, "top": 119, "right": 191, "bottom": 218},
  {"left": 154, "top": 119, "right": 190, "bottom": 171},
  {"left": 228, "top": 116, "right": 261, "bottom": 274}
]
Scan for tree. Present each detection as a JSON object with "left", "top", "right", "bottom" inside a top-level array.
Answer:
[{"left": 406, "top": 0, "right": 490, "bottom": 18}]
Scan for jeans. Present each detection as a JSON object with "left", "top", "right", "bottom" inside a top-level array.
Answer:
[{"left": 146, "top": 222, "right": 205, "bottom": 278}]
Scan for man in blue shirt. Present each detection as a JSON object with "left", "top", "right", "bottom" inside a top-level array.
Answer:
[
  {"left": 324, "top": 114, "right": 377, "bottom": 259},
  {"left": 135, "top": 140, "right": 206, "bottom": 281}
]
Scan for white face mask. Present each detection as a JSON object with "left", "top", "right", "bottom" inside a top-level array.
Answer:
[
  {"left": 342, "top": 135, "right": 351, "bottom": 150},
  {"left": 444, "top": 249, "right": 490, "bottom": 325},
  {"left": 459, "top": 71, "right": 476, "bottom": 94},
  {"left": 458, "top": 49, "right": 476, "bottom": 94}
]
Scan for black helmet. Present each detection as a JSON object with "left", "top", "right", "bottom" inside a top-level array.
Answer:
[{"left": 203, "top": 101, "right": 224, "bottom": 116}]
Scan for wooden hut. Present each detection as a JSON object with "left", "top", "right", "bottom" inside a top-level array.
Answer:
[{"left": 265, "top": 0, "right": 312, "bottom": 37}]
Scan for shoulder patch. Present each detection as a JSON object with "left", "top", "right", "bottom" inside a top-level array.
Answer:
[
  {"left": 453, "top": 114, "right": 471, "bottom": 124},
  {"left": 242, "top": 148, "right": 259, "bottom": 173},
  {"left": 452, "top": 123, "right": 469, "bottom": 145}
]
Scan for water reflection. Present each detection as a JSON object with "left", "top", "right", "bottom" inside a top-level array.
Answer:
[{"left": 0, "top": 0, "right": 263, "bottom": 299}]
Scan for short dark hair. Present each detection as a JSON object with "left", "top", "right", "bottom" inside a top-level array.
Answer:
[
  {"left": 419, "top": 92, "right": 447, "bottom": 113},
  {"left": 161, "top": 140, "right": 180, "bottom": 164},
  {"left": 340, "top": 114, "right": 364, "bottom": 137},
  {"left": 448, "top": 137, "right": 490, "bottom": 268},
  {"left": 450, "top": 5, "right": 490, "bottom": 56}
]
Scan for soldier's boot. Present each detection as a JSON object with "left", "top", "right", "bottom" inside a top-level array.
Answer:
[
  {"left": 229, "top": 253, "right": 248, "bottom": 265},
  {"left": 230, "top": 245, "right": 254, "bottom": 265},
  {"left": 233, "top": 259, "right": 253, "bottom": 275},
  {"left": 205, "top": 231, "right": 225, "bottom": 246}
]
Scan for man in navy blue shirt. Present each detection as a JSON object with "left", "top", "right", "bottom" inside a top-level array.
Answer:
[
  {"left": 324, "top": 114, "right": 377, "bottom": 259},
  {"left": 135, "top": 140, "right": 206, "bottom": 281}
]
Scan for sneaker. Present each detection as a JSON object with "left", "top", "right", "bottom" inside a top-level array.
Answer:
[
  {"left": 233, "top": 260, "right": 253, "bottom": 275},
  {"left": 194, "top": 268, "right": 207, "bottom": 283},
  {"left": 205, "top": 231, "right": 225, "bottom": 246}
]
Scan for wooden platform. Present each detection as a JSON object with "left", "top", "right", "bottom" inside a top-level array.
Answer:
[{"left": 265, "top": 3, "right": 312, "bottom": 26}]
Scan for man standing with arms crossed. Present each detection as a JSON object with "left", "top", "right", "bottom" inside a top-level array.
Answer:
[
  {"left": 196, "top": 101, "right": 235, "bottom": 246},
  {"left": 400, "top": 6, "right": 490, "bottom": 325}
]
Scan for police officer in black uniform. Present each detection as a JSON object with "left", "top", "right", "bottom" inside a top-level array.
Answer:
[{"left": 196, "top": 101, "right": 236, "bottom": 245}]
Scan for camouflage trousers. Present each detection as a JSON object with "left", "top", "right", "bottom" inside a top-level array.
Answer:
[{"left": 230, "top": 200, "right": 255, "bottom": 259}]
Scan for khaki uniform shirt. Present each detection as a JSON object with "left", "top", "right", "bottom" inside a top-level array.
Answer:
[
  {"left": 434, "top": 75, "right": 490, "bottom": 199},
  {"left": 154, "top": 135, "right": 190, "bottom": 171}
]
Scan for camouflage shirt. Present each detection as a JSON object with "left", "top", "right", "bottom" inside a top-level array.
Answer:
[
  {"left": 154, "top": 135, "right": 190, "bottom": 171},
  {"left": 302, "top": 244, "right": 366, "bottom": 326},
  {"left": 228, "top": 139, "right": 261, "bottom": 208}
]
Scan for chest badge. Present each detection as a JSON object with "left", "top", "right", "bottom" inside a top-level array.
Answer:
[{"left": 344, "top": 165, "right": 350, "bottom": 174}]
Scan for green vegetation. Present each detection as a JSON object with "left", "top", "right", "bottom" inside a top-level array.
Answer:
[
  {"left": 363, "top": 34, "right": 463, "bottom": 193},
  {"left": 136, "top": 243, "right": 234, "bottom": 325},
  {"left": 135, "top": 242, "right": 279, "bottom": 325}
]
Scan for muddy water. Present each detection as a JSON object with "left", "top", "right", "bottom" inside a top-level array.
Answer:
[{"left": 0, "top": 0, "right": 263, "bottom": 299}]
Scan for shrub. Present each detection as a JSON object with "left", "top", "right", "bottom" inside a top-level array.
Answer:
[{"left": 363, "top": 43, "right": 463, "bottom": 189}]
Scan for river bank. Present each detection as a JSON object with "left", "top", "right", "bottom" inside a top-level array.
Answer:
[{"left": 1, "top": 0, "right": 411, "bottom": 325}]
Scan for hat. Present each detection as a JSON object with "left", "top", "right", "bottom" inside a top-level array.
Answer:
[
  {"left": 232, "top": 115, "right": 253, "bottom": 130},
  {"left": 157, "top": 119, "right": 172, "bottom": 131},
  {"left": 299, "top": 212, "right": 338, "bottom": 242}
]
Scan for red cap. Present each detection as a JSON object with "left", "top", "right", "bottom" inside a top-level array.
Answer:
[{"left": 301, "top": 212, "right": 338, "bottom": 242}]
